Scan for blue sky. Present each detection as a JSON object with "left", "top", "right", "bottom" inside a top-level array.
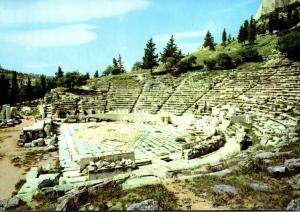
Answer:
[{"left": 0, "top": 0, "right": 260, "bottom": 76}]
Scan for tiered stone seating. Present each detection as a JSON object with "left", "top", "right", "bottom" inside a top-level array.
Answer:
[
  {"left": 161, "top": 72, "right": 227, "bottom": 115},
  {"left": 52, "top": 99, "right": 79, "bottom": 118},
  {"left": 79, "top": 95, "right": 107, "bottom": 114},
  {"left": 133, "top": 75, "right": 183, "bottom": 114},
  {"left": 190, "top": 62, "right": 300, "bottom": 146},
  {"left": 105, "top": 75, "right": 142, "bottom": 113},
  {"left": 192, "top": 67, "right": 276, "bottom": 116}
]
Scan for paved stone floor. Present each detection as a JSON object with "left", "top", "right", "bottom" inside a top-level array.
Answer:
[{"left": 58, "top": 122, "right": 191, "bottom": 169}]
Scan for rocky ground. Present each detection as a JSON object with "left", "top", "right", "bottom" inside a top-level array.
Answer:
[
  {"left": 0, "top": 116, "right": 57, "bottom": 201},
  {"left": 163, "top": 179, "right": 227, "bottom": 210}
]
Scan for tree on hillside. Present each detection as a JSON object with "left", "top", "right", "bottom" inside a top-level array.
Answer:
[
  {"left": 228, "top": 33, "right": 232, "bottom": 43},
  {"left": 22, "top": 77, "right": 33, "bottom": 101},
  {"left": 142, "top": 38, "right": 158, "bottom": 69},
  {"left": 0, "top": 75, "right": 10, "bottom": 105},
  {"left": 203, "top": 31, "right": 215, "bottom": 50},
  {"left": 84, "top": 72, "right": 90, "bottom": 80},
  {"left": 160, "top": 35, "right": 183, "bottom": 63},
  {"left": 248, "top": 16, "right": 257, "bottom": 44},
  {"left": 40, "top": 74, "right": 47, "bottom": 96},
  {"left": 112, "top": 58, "right": 118, "bottom": 68},
  {"left": 222, "top": 28, "right": 227, "bottom": 46},
  {"left": 55, "top": 66, "right": 64, "bottom": 79},
  {"left": 63, "top": 71, "right": 87, "bottom": 90},
  {"left": 10, "top": 71, "right": 19, "bottom": 103},
  {"left": 102, "top": 65, "right": 113, "bottom": 76},
  {"left": 117, "top": 54, "right": 126, "bottom": 74},
  {"left": 110, "top": 55, "right": 126, "bottom": 75},
  {"left": 243, "top": 20, "right": 249, "bottom": 40},
  {"left": 94, "top": 70, "right": 99, "bottom": 78},
  {"left": 132, "top": 61, "right": 143, "bottom": 71}
]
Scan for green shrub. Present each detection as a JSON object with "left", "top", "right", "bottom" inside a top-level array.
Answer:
[
  {"left": 278, "top": 27, "right": 300, "bottom": 60},
  {"left": 165, "top": 57, "right": 178, "bottom": 68},
  {"left": 216, "top": 53, "right": 234, "bottom": 69},
  {"left": 232, "top": 56, "right": 243, "bottom": 67},
  {"left": 175, "top": 55, "right": 198, "bottom": 74},
  {"left": 203, "top": 58, "right": 217, "bottom": 70},
  {"left": 238, "top": 48, "right": 263, "bottom": 62}
]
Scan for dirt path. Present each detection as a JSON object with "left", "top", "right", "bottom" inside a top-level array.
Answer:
[
  {"left": 0, "top": 117, "right": 58, "bottom": 201},
  {"left": 163, "top": 179, "right": 226, "bottom": 210}
]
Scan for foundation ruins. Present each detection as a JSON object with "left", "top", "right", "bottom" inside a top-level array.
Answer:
[{"left": 2, "top": 60, "right": 299, "bottom": 210}]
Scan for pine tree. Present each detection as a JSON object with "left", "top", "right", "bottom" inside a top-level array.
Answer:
[
  {"left": 203, "top": 31, "right": 215, "bottom": 51},
  {"left": 177, "top": 49, "right": 184, "bottom": 59},
  {"left": 243, "top": 20, "right": 249, "bottom": 41},
  {"left": 40, "top": 75, "right": 47, "bottom": 96},
  {"left": 0, "top": 75, "right": 10, "bottom": 105},
  {"left": 117, "top": 54, "right": 126, "bottom": 73},
  {"left": 248, "top": 16, "right": 256, "bottom": 44},
  {"left": 112, "top": 58, "right": 118, "bottom": 68},
  {"left": 238, "top": 25, "right": 245, "bottom": 44},
  {"left": 228, "top": 33, "right": 232, "bottom": 43},
  {"left": 94, "top": 70, "right": 99, "bottom": 78},
  {"left": 24, "top": 77, "right": 33, "bottom": 101},
  {"left": 160, "top": 35, "right": 181, "bottom": 62},
  {"left": 111, "top": 55, "right": 125, "bottom": 75},
  {"left": 55, "top": 66, "right": 64, "bottom": 79},
  {"left": 84, "top": 72, "right": 90, "bottom": 80},
  {"left": 10, "top": 71, "right": 19, "bottom": 103},
  {"left": 142, "top": 38, "right": 158, "bottom": 69},
  {"left": 222, "top": 28, "right": 227, "bottom": 46}
]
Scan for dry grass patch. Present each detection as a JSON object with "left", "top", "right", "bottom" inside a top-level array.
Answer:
[
  {"left": 10, "top": 149, "right": 49, "bottom": 168},
  {"left": 28, "top": 183, "right": 177, "bottom": 211},
  {"left": 190, "top": 172, "right": 292, "bottom": 210},
  {"left": 0, "top": 135, "right": 12, "bottom": 145},
  {"left": 88, "top": 183, "right": 178, "bottom": 210}
]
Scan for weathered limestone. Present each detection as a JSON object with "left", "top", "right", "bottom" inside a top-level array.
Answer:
[
  {"left": 213, "top": 184, "right": 238, "bottom": 195},
  {"left": 126, "top": 199, "right": 162, "bottom": 211},
  {"left": 287, "top": 197, "right": 300, "bottom": 210},
  {"left": 18, "top": 118, "right": 56, "bottom": 150},
  {"left": 0, "top": 105, "right": 21, "bottom": 128},
  {"left": 0, "top": 196, "right": 22, "bottom": 210},
  {"left": 17, "top": 167, "right": 60, "bottom": 202},
  {"left": 267, "top": 166, "right": 286, "bottom": 177},
  {"left": 249, "top": 182, "right": 271, "bottom": 191}
]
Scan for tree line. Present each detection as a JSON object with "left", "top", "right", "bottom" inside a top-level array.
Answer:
[
  {"left": 53, "top": 66, "right": 90, "bottom": 90},
  {"left": 98, "top": 30, "right": 224, "bottom": 77},
  {"left": 0, "top": 71, "right": 54, "bottom": 105}
]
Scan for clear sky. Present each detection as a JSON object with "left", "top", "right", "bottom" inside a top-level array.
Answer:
[{"left": 0, "top": 0, "right": 261, "bottom": 76}]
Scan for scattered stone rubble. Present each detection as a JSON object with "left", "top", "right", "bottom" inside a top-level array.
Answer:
[
  {"left": 17, "top": 117, "right": 58, "bottom": 151},
  {"left": 0, "top": 196, "right": 23, "bottom": 210},
  {"left": 84, "top": 159, "right": 135, "bottom": 174},
  {"left": 0, "top": 104, "right": 21, "bottom": 128},
  {"left": 267, "top": 158, "right": 300, "bottom": 177}
]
